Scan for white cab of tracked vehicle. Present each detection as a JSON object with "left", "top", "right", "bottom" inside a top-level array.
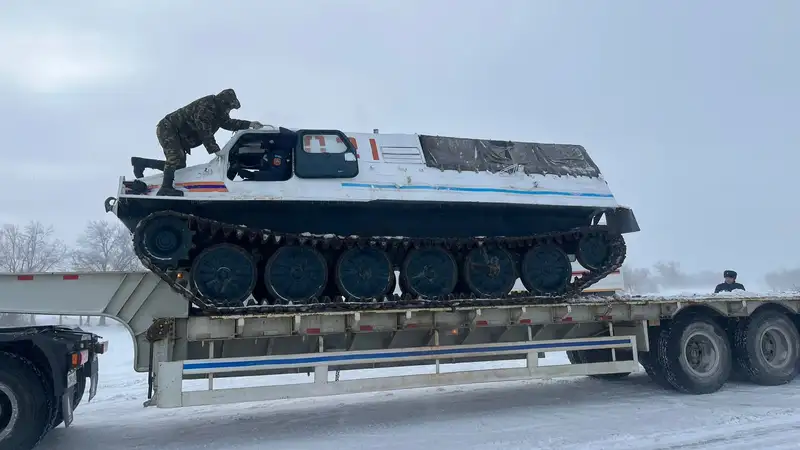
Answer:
[{"left": 118, "top": 127, "right": 622, "bottom": 212}]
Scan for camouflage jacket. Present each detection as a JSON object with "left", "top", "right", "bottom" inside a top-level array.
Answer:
[{"left": 161, "top": 93, "right": 251, "bottom": 154}]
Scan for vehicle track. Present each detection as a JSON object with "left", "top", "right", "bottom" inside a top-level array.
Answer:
[{"left": 132, "top": 210, "right": 627, "bottom": 316}]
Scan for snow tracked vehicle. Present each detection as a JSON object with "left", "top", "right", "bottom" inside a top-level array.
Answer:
[{"left": 105, "top": 126, "right": 639, "bottom": 315}]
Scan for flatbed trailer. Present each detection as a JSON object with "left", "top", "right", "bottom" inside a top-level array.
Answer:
[
  {"left": 1, "top": 272, "right": 799, "bottom": 431},
  {"left": 0, "top": 324, "right": 108, "bottom": 450}
]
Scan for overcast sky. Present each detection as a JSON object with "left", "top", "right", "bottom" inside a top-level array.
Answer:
[{"left": 1, "top": 0, "right": 797, "bottom": 281}]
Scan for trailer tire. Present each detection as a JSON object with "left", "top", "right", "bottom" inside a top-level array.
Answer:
[
  {"left": 657, "top": 313, "right": 732, "bottom": 394},
  {"left": 0, "top": 352, "right": 50, "bottom": 450},
  {"left": 639, "top": 326, "right": 674, "bottom": 390},
  {"left": 733, "top": 308, "right": 800, "bottom": 386},
  {"left": 640, "top": 352, "right": 671, "bottom": 389}
]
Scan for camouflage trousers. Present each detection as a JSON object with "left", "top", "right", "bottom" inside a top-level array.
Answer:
[{"left": 156, "top": 120, "right": 187, "bottom": 171}]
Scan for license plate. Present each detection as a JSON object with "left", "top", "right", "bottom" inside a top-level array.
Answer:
[
  {"left": 89, "top": 355, "right": 99, "bottom": 402},
  {"left": 67, "top": 369, "right": 77, "bottom": 389}
]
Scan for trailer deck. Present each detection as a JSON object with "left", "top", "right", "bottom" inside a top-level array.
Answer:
[{"left": 2, "top": 271, "right": 799, "bottom": 410}]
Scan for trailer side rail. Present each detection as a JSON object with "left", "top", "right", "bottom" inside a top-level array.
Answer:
[{"left": 155, "top": 335, "right": 639, "bottom": 408}]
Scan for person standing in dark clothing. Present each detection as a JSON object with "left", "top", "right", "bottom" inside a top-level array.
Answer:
[
  {"left": 155, "top": 89, "right": 263, "bottom": 197},
  {"left": 715, "top": 270, "right": 745, "bottom": 293}
]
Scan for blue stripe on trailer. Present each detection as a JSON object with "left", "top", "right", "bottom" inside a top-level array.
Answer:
[
  {"left": 340, "top": 182, "right": 615, "bottom": 198},
  {"left": 183, "top": 338, "right": 631, "bottom": 371}
]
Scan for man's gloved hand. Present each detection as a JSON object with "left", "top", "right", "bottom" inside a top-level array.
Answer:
[{"left": 250, "top": 121, "right": 264, "bottom": 129}]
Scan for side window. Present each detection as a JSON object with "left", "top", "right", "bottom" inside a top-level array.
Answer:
[
  {"left": 302, "top": 135, "right": 349, "bottom": 154},
  {"left": 294, "top": 130, "right": 359, "bottom": 179},
  {"left": 224, "top": 131, "right": 294, "bottom": 182}
]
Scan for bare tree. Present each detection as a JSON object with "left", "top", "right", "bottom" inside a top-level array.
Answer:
[
  {"left": 71, "top": 220, "right": 140, "bottom": 272},
  {"left": 71, "top": 220, "right": 142, "bottom": 325},
  {"left": 0, "top": 221, "right": 69, "bottom": 325},
  {"left": 0, "top": 221, "right": 68, "bottom": 272}
]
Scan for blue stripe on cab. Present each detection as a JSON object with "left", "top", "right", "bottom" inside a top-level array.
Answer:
[{"left": 341, "top": 182, "right": 614, "bottom": 198}]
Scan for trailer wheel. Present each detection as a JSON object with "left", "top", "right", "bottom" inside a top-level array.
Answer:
[
  {"left": 0, "top": 352, "right": 50, "bottom": 450},
  {"left": 639, "top": 326, "right": 674, "bottom": 390},
  {"left": 733, "top": 308, "right": 800, "bottom": 386},
  {"left": 640, "top": 352, "right": 672, "bottom": 389},
  {"left": 657, "top": 313, "right": 732, "bottom": 394}
]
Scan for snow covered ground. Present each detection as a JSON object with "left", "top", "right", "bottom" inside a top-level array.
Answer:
[{"left": 34, "top": 320, "right": 800, "bottom": 450}]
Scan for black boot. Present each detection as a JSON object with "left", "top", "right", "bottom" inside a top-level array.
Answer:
[
  {"left": 122, "top": 179, "right": 149, "bottom": 195},
  {"left": 156, "top": 168, "right": 183, "bottom": 197},
  {"left": 131, "top": 157, "right": 167, "bottom": 178}
]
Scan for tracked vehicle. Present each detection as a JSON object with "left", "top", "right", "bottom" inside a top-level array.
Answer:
[{"left": 104, "top": 126, "right": 639, "bottom": 315}]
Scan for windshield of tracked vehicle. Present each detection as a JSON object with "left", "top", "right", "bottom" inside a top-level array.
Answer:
[{"left": 302, "top": 134, "right": 349, "bottom": 154}]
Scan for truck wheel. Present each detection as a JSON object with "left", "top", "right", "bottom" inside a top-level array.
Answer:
[
  {"left": 733, "top": 308, "right": 800, "bottom": 386},
  {"left": 657, "top": 313, "right": 732, "bottom": 394},
  {"left": 639, "top": 326, "right": 674, "bottom": 390},
  {"left": 0, "top": 352, "right": 50, "bottom": 450},
  {"left": 51, "top": 370, "right": 86, "bottom": 429},
  {"left": 640, "top": 351, "right": 670, "bottom": 388}
]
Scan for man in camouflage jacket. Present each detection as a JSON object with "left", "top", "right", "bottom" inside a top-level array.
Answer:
[{"left": 155, "top": 88, "right": 263, "bottom": 196}]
